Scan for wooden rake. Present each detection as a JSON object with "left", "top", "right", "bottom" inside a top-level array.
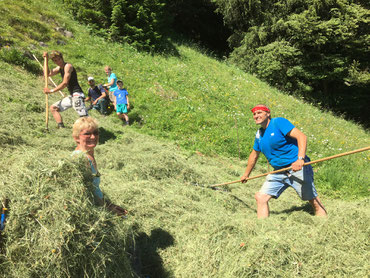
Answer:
[
  {"left": 43, "top": 55, "right": 49, "bottom": 131},
  {"left": 32, "top": 54, "right": 65, "bottom": 97},
  {"left": 209, "top": 146, "right": 370, "bottom": 189}
]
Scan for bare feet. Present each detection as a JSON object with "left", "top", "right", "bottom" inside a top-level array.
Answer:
[{"left": 309, "top": 197, "right": 327, "bottom": 217}]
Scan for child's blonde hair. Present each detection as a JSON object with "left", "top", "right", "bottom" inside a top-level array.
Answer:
[{"left": 72, "top": 117, "right": 99, "bottom": 138}]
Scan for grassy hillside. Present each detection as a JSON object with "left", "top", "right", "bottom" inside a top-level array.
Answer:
[
  {"left": 0, "top": 60, "right": 369, "bottom": 277},
  {"left": 1, "top": 0, "right": 368, "bottom": 199},
  {"left": 0, "top": 0, "right": 369, "bottom": 277}
]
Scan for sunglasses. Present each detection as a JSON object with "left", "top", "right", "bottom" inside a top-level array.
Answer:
[{"left": 81, "top": 130, "right": 99, "bottom": 136}]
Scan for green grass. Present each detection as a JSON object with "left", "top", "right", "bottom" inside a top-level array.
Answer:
[
  {"left": 59, "top": 38, "right": 369, "bottom": 198},
  {"left": 0, "top": 0, "right": 369, "bottom": 277}
]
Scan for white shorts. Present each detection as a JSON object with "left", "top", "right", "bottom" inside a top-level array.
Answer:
[{"left": 52, "top": 93, "right": 88, "bottom": 117}]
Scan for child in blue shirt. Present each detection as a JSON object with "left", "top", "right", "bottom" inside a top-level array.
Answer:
[{"left": 113, "top": 80, "right": 130, "bottom": 125}]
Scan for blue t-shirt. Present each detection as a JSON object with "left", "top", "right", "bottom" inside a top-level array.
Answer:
[
  {"left": 108, "top": 73, "right": 118, "bottom": 92},
  {"left": 87, "top": 85, "right": 105, "bottom": 101},
  {"left": 113, "top": 89, "right": 129, "bottom": 105},
  {"left": 253, "top": 117, "right": 298, "bottom": 169}
]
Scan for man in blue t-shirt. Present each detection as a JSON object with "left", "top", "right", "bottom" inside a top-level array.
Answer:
[
  {"left": 113, "top": 80, "right": 130, "bottom": 126},
  {"left": 241, "top": 105, "right": 327, "bottom": 218},
  {"left": 86, "top": 77, "right": 108, "bottom": 115}
]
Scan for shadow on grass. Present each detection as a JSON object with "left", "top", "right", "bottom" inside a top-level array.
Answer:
[
  {"left": 272, "top": 203, "right": 314, "bottom": 216},
  {"left": 191, "top": 184, "right": 256, "bottom": 212},
  {"left": 131, "top": 228, "right": 175, "bottom": 278},
  {"left": 129, "top": 111, "right": 144, "bottom": 126},
  {"left": 98, "top": 127, "right": 116, "bottom": 144},
  {"left": 229, "top": 194, "right": 256, "bottom": 212},
  {"left": 0, "top": 131, "right": 27, "bottom": 147}
]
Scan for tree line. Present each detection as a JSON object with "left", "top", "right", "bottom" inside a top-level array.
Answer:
[{"left": 62, "top": 0, "right": 369, "bottom": 127}]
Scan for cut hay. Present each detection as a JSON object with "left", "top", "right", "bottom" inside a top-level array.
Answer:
[{"left": 0, "top": 151, "right": 134, "bottom": 277}]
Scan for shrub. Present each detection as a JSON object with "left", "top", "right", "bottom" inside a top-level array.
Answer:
[{"left": 0, "top": 47, "right": 41, "bottom": 75}]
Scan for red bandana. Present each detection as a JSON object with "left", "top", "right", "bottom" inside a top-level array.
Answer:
[{"left": 251, "top": 105, "right": 270, "bottom": 113}]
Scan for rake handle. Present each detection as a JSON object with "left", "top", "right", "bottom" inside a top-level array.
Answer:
[
  {"left": 209, "top": 146, "right": 370, "bottom": 188},
  {"left": 44, "top": 55, "right": 49, "bottom": 130},
  {"left": 33, "top": 54, "right": 65, "bottom": 97}
]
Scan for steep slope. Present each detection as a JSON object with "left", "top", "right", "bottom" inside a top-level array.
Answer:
[
  {"left": 0, "top": 61, "right": 369, "bottom": 277},
  {"left": 0, "top": 0, "right": 369, "bottom": 277},
  {"left": 1, "top": 0, "right": 368, "bottom": 198}
]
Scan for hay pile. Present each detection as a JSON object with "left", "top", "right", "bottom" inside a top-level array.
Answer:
[{"left": 0, "top": 150, "right": 133, "bottom": 277}]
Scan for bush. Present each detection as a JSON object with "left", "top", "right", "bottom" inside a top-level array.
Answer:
[
  {"left": 62, "top": 0, "right": 167, "bottom": 51},
  {"left": 0, "top": 47, "right": 41, "bottom": 75}
]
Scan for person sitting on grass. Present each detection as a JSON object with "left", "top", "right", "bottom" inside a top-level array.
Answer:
[
  {"left": 85, "top": 76, "right": 108, "bottom": 116},
  {"left": 72, "top": 117, "right": 127, "bottom": 216},
  {"left": 113, "top": 80, "right": 130, "bottom": 126}
]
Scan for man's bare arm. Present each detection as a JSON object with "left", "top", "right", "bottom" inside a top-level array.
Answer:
[
  {"left": 241, "top": 149, "right": 260, "bottom": 183},
  {"left": 288, "top": 127, "right": 307, "bottom": 171}
]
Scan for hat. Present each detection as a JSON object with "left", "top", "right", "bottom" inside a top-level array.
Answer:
[
  {"left": 50, "top": 50, "right": 63, "bottom": 59},
  {"left": 251, "top": 105, "right": 270, "bottom": 113},
  {"left": 88, "top": 76, "right": 94, "bottom": 81},
  {"left": 117, "top": 80, "right": 123, "bottom": 84}
]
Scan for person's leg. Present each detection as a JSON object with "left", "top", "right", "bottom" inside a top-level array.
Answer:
[
  {"left": 72, "top": 95, "right": 88, "bottom": 117},
  {"left": 255, "top": 192, "right": 273, "bottom": 218},
  {"left": 99, "top": 98, "right": 108, "bottom": 115},
  {"left": 123, "top": 113, "right": 129, "bottom": 124},
  {"left": 117, "top": 113, "right": 124, "bottom": 121},
  {"left": 116, "top": 105, "right": 127, "bottom": 124},
  {"left": 93, "top": 101, "right": 101, "bottom": 112},
  {"left": 309, "top": 197, "right": 327, "bottom": 217},
  {"left": 50, "top": 105, "right": 63, "bottom": 125},
  {"left": 109, "top": 91, "right": 115, "bottom": 103},
  {"left": 51, "top": 96, "right": 72, "bottom": 127},
  {"left": 256, "top": 172, "right": 288, "bottom": 218},
  {"left": 86, "top": 102, "right": 93, "bottom": 111},
  {"left": 290, "top": 163, "right": 327, "bottom": 217},
  {"left": 120, "top": 105, "right": 129, "bottom": 125}
]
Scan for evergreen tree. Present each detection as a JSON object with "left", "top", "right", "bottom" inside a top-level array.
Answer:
[
  {"left": 213, "top": 0, "right": 369, "bottom": 125},
  {"left": 63, "top": 0, "right": 167, "bottom": 51},
  {"left": 166, "top": 0, "right": 231, "bottom": 55}
]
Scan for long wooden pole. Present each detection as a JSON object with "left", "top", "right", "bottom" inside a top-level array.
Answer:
[
  {"left": 44, "top": 56, "right": 49, "bottom": 131},
  {"left": 235, "top": 117, "right": 241, "bottom": 160},
  {"left": 209, "top": 146, "right": 370, "bottom": 188},
  {"left": 33, "top": 54, "right": 65, "bottom": 97}
]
